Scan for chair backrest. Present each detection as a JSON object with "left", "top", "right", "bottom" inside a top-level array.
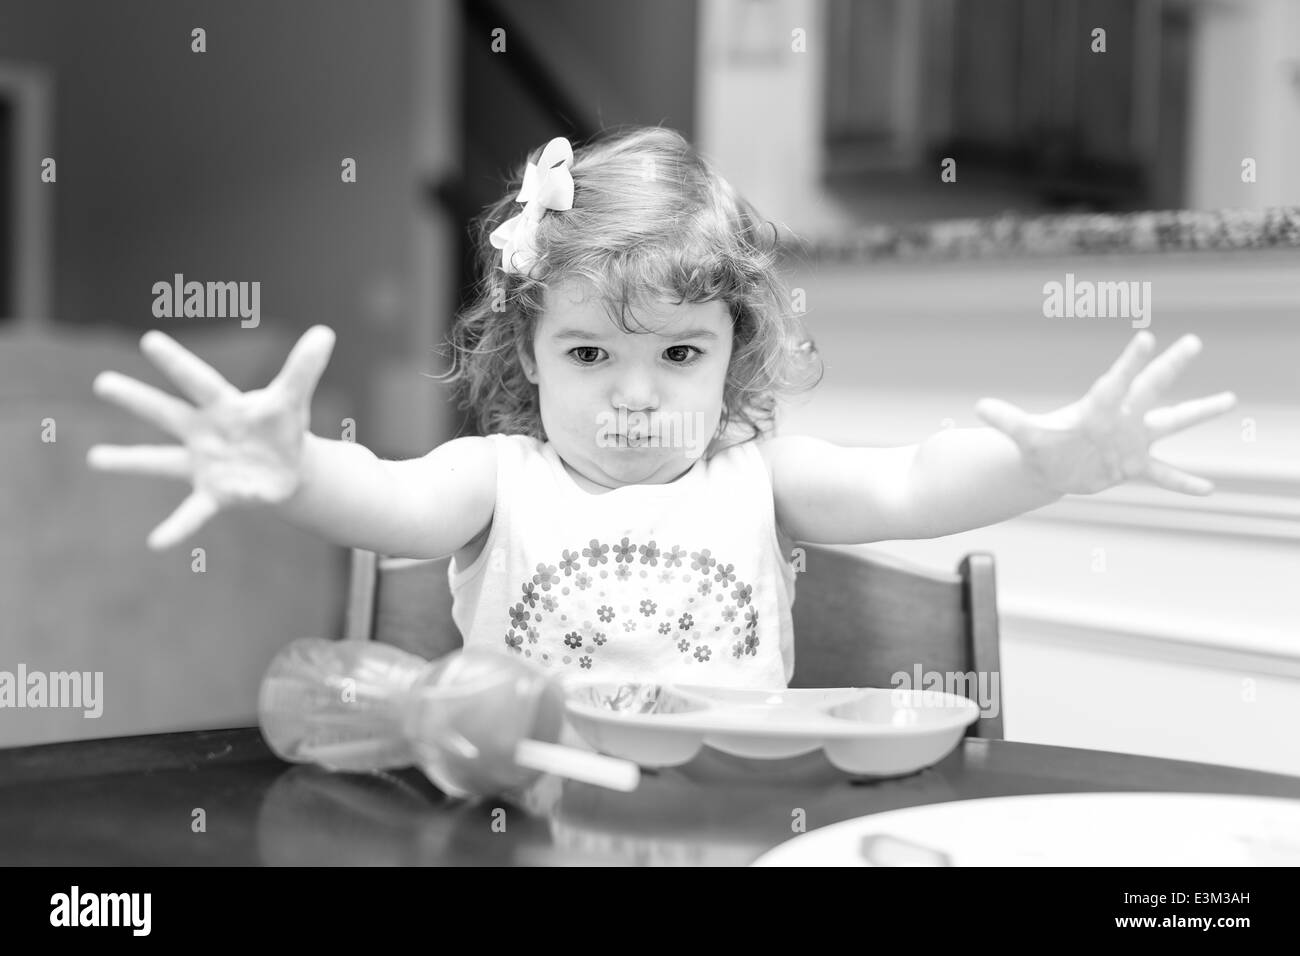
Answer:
[
  {"left": 788, "top": 544, "right": 1002, "bottom": 739},
  {"left": 345, "top": 543, "right": 1003, "bottom": 739},
  {"left": 345, "top": 550, "right": 461, "bottom": 660}
]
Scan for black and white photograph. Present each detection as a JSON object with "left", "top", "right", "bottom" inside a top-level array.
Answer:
[{"left": 0, "top": 0, "right": 1297, "bottom": 897}]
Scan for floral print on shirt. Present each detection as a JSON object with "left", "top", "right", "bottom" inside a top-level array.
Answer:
[{"left": 502, "top": 537, "right": 760, "bottom": 672}]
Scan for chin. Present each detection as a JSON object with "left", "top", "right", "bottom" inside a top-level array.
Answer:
[
  {"left": 599, "top": 447, "right": 673, "bottom": 474},
  {"left": 599, "top": 447, "right": 658, "bottom": 467}
]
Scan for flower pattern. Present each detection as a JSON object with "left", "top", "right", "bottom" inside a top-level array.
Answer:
[
  {"left": 613, "top": 538, "right": 636, "bottom": 564},
  {"left": 509, "top": 603, "right": 530, "bottom": 630},
  {"left": 690, "top": 549, "right": 716, "bottom": 572},
  {"left": 532, "top": 563, "right": 559, "bottom": 590},
  {"left": 498, "top": 536, "right": 770, "bottom": 676}
]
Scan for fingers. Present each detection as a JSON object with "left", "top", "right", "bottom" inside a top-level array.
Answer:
[
  {"left": 269, "top": 326, "right": 336, "bottom": 403},
  {"left": 974, "top": 397, "right": 1033, "bottom": 444},
  {"left": 1144, "top": 391, "right": 1237, "bottom": 441},
  {"left": 87, "top": 444, "right": 192, "bottom": 479},
  {"left": 147, "top": 490, "right": 220, "bottom": 551},
  {"left": 140, "top": 330, "right": 240, "bottom": 406},
  {"left": 1125, "top": 333, "right": 1203, "bottom": 413},
  {"left": 1087, "top": 331, "right": 1155, "bottom": 411},
  {"left": 1144, "top": 457, "right": 1215, "bottom": 496},
  {"left": 92, "top": 370, "right": 195, "bottom": 439}
]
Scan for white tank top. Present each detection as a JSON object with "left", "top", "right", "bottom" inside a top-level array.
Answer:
[{"left": 449, "top": 433, "right": 797, "bottom": 688}]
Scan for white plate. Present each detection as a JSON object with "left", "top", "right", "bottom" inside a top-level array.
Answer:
[
  {"left": 563, "top": 682, "right": 981, "bottom": 776},
  {"left": 751, "top": 792, "right": 1300, "bottom": 866}
]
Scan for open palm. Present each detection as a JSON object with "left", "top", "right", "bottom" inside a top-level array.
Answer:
[
  {"left": 974, "top": 332, "right": 1236, "bottom": 496},
  {"left": 88, "top": 326, "right": 337, "bottom": 550}
]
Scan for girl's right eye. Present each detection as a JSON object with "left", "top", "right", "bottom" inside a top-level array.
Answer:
[{"left": 569, "top": 347, "right": 606, "bottom": 365}]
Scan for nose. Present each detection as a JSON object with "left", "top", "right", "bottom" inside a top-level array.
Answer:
[{"left": 611, "top": 374, "right": 659, "bottom": 414}]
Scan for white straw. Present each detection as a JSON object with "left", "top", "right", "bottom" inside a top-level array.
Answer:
[{"left": 514, "top": 739, "right": 641, "bottom": 792}]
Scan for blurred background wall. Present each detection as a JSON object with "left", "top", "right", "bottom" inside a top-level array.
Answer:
[
  {"left": 0, "top": 0, "right": 695, "bottom": 746},
  {"left": 697, "top": 0, "right": 1299, "bottom": 775},
  {"left": 1, "top": 0, "right": 1297, "bottom": 775},
  {"left": 0, "top": 0, "right": 444, "bottom": 746}
]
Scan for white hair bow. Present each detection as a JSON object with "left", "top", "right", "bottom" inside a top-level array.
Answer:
[{"left": 489, "top": 137, "right": 575, "bottom": 275}]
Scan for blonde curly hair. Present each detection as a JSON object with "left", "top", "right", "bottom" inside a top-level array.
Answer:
[{"left": 434, "top": 125, "right": 822, "bottom": 453}]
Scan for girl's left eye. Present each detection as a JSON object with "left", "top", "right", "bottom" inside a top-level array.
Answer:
[{"left": 664, "top": 345, "right": 703, "bottom": 364}]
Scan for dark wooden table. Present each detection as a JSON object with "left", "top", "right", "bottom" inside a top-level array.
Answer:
[{"left": 2, "top": 727, "right": 1298, "bottom": 865}]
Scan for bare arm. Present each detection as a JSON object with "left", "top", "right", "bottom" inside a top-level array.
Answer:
[
  {"left": 764, "top": 432, "right": 1056, "bottom": 545},
  {"left": 891, "top": 426, "right": 1062, "bottom": 538},
  {"left": 768, "top": 334, "right": 1234, "bottom": 546},
  {"left": 278, "top": 434, "right": 497, "bottom": 560}
]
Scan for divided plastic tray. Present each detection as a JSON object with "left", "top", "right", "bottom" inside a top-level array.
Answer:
[{"left": 564, "top": 682, "right": 981, "bottom": 777}]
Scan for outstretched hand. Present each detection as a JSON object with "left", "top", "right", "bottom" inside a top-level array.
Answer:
[
  {"left": 88, "top": 325, "right": 337, "bottom": 550},
  {"left": 974, "top": 332, "right": 1235, "bottom": 496}
]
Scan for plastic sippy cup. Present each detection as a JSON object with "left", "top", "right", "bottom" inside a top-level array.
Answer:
[{"left": 258, "top": 638, "right": 637, "bottom": 799}]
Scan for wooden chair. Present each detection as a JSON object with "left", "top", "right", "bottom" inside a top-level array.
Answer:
[
  {"left": 344, "top": 551, "right": 461, "bottom": 661},
  {"left": 343, "top": 544, "right": 1003, "bottom": 740},
  {"left": 787, "top": 544, "right": 1002, "bottom": 740}
]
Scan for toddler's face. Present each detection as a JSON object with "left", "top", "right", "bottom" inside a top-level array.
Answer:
[{"left": 521, "top": 278, "right": 733, "bottom": 493}]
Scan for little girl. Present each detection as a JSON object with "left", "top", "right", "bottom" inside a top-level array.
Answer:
[{"left": 88, "top": 126, "right": 1236, "bottom": 690}]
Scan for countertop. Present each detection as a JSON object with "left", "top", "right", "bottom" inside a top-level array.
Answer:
[{"left": 784, "top": 206, "right": 1300, "bottom": 263}]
